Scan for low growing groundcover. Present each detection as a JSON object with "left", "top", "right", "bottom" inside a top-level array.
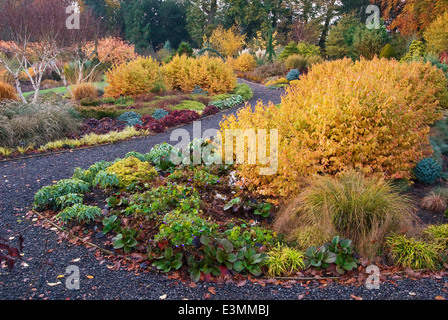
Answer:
[{"left": 25, "top": 140, "right": 448, "bottom": 285}]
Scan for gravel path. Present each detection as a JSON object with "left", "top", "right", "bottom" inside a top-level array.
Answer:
[{"left": 1, "top": 80, "right": 447, "bottom": 301}]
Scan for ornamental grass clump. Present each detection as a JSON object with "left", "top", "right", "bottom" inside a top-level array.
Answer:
[
  {"left": 0, "top": 101, "right": 81, "bottom": 149},
  {"left": 274, "top": 171, "right": 418, "bottom": 260},
  {"left": 219, "top": 57, "right": 448, "bottom": 198}
]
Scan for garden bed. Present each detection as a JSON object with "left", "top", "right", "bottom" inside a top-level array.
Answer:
[
  {"left": 26, "top": 139, "right": 448, "bottom": 285},
  {"left": 0, "top": 82, "right": 253, "bottom": 161}
]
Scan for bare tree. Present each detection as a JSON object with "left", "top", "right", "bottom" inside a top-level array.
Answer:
[{"left": 0, "top": 0, "right": 71, "bottom": 103}]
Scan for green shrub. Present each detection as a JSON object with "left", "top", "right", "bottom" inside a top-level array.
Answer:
[
  {"left": 152, "top": 109, "right": 170, "bottom": 120},
  {"left": 146, "top": 142, "right": 178, "bottom": 170},
  {"left": 75, "top": 105, "right": 118, "bottom": 120},
  {"left": 72, "top": 161, "right": 113, "bottom": 186},
  {"left": 56, "top": 204, "right": 101, "bottom": 224},
  {"left": 386, "top": 234, "right": 442, "bottom": 270},
  {"left": 423, "top": 224, "right": 448, "bottom": 246},
  {"left": 93, "top": 170, "right": 120, "bottom": 189},
  {"left": 401, "top": 40, "right": 426, "bottom": 62},
  {"left": 0, "top": 101, "right": 81, "bottom": 149},
  {"left": 233, "top": 83, "right": 254, "bottom": 101},
  {"left": 278, "top": 42, "right": 300, "bottom": 61},
  {"left": 117, "top": 111, "right": 142, "bottom": 127},
  {"left": 209, "top": 94, "right": 243, "bottom": 110},
  {"left": 55, "top": 193, "right": 84, "bottom": 209},
  {"left": 155, "top": 212, "right": 219, "bottom": 247},
  {"left": 125, "top": 184, "right": 200, "bottom": 218},
  {"left": 223, "top": 223, "right": 279, "bottom": 249},
  {"left": 34, "top": 179, "right": 90, "bottom": 210},
  {"left": 80, "top": 97, "right": 100, "bottom": 107}
]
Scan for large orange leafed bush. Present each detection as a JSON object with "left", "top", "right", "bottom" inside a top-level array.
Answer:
[
  {"left": 85, "top": 37, "right": 139, "bottom": 66},
  {"left": 164, "top": 55, "right": 237, "bottom": 94},
  {"left": 0, "top": 82, "right": 18, "bottom": 101},
  {"left": 105, "top": 57, "right": 166, "bottom": 98},
  {"left": 219, "top": 58, "right": 448, "bottom": 198}
]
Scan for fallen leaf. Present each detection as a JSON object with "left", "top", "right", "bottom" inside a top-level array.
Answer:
[
  {"left": 350, "top": 294, "right": 363, "bottom": 300},
  {"left": 86, "top": 275, "right": 94, "bottom": 279},
  {"left": 47, "top": 282, "right": 61, "bottom": 287},
  {"left": 159, "top": 294, "right": 167, "bottom": 300},
  {"left": 435, "top": 296, "right": 445, "bottom": 300},
  {"left": 57, "top": 275, "right": 65, "bottom": 279},
  {"left": 208, "top": 287, "right": 216, "bottom": 295},
  {"left": 203, "top": 293, "right": 211, "bottom": 299},
  {"left": 236, "top": 280, "right": 247, "bottom": 287}
]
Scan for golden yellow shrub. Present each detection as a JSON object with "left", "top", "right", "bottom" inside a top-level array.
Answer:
[
  {"left": 0, "top": 82, "right": 18, "bottom": 101},
  {"left": 218, "top": 58, "right": 447, "bottom": 198},
  {"left": 164, "top": 55, "right": 237, "bottom": 94},
  {"left": 105, "top": 57, "right": 166, "bottom": 98},
  {"left": 233, "top": 53, "right": 257, "bottom": 72},
  {"left": 206, "top": 25, "right": 246, "bottom": 57},
  {"left": 71, "top": 83, "right": 98, "bottom": 101}
]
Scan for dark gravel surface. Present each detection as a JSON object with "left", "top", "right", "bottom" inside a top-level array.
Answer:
[{"left": 1, "top": 80, "right": 447, "bottom": 301}]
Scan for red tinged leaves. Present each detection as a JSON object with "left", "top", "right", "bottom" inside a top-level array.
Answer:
[{"left": 0, "top": 235, "right": 23, "bottom": 271}]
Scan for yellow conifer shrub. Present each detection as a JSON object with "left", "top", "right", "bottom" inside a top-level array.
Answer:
[
  {"left": 219, "top": 58, "right": 447, "bottom": 198},
  {"left": 105, "top": 57, "right": 167, "bottom": 98},
  {"left": 164, "top": 55, "right": 237, "bottom": 94}
]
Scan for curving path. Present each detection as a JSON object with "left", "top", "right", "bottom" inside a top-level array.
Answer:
[{"left": 0, "top": 80, "right": 447, "bottom": 300}]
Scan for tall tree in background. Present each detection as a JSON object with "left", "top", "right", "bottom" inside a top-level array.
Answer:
[
  {"left": 122, "top": 0, "right": 151, "bottom": 51},
  {"left": 317, "top": 0, "right": 341, "bottom": 48},
  {"left": 338, "top": 0, "right": 371, "bottom": 21}
]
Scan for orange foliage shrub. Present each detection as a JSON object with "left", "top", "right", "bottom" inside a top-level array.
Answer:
[
  {"left": 219, "top": 58, "right": 448, "bottom": 197},
  {"left": 164, "top": 55, "right": 237, "bottom": 94},
  {"left": 71, "top": 83, "right": 98, "bottom": 101},
  {"left": 85, "top": 37, "right": 139, "bottom": 66},
  {"left": 232, "top": 53, "right": 257, "bottom": 72},
  {"left": 0, "top": 82, "right": 18, "bottom": 101},
  {"left": 105, "top": 57, "right": 166, "bottom": 98}
]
